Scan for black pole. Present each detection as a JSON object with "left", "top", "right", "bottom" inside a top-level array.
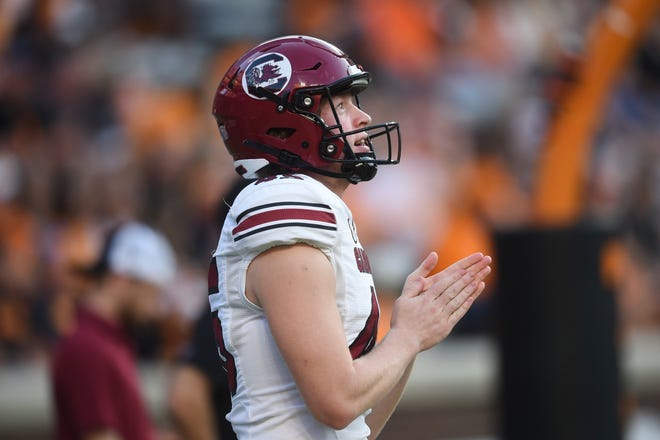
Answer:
[{"left": 495, "top": 225, "right": 621, "bottom": 440}]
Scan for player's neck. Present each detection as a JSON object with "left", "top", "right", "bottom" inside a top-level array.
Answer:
[{"left": 305, "top": 172, "right": 350, "bottom": 198}]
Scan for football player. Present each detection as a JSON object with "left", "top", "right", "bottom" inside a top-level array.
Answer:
[{"left": 208, "top": 35, "right": 491, "bottom": 439}]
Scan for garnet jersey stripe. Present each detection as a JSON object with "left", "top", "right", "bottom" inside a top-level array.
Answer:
[
  {"left": 208, "top": 257, "right": 219, "bottom": 296},
  {"left": 349, "top": 287, "right": 380, "bottom": 359},
  {"left": 235, "top": 201, "right": 332, "bottom": 223},
  {"left": 212, "top": 310, "right": 237, "bottom": 395},
  {"left": 208, "top": 257, "right": 237, "bottom": 395},
  {"left": 232, "top": 201, "right": 337, "bottom": 241}
]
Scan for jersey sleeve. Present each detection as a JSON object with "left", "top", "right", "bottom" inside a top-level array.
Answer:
[{"left": 228, "top": 177, "right": 338, "bottom": 258}]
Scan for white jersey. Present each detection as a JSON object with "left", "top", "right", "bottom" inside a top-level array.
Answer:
[{"left": 208, "top": 174, "right": 380, "bottom": 440}]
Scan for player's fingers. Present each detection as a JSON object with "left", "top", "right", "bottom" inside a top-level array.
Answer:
[
  {"left": 442, "top": 265, "right": 491, "bottom": 312},
  {"left": 425, "top": 252, "right": 486, "bottom": 286},
  {"left": 448, "top": 281, "right": 486, "bottom": 327},
  {"left": 425, "top": 267, "right": 468, "bottom": 299},
  {"left": 432, "top": 269, "right": 474, "bottom": 305},
  {"left": 432, "top": 256, "right": 491, "bottom": 304},
  {"left": 401, "top": 252, "right": 438, "bottom": 298},
  {"left": 447, "top": 252, "right": 486, "bottom": 272}
]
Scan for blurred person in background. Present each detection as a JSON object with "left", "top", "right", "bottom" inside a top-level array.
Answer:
[
  {"left": 168, "top": 310, "right": 237, "bottom": 440},
  {"left": 51, "top": 221, "right": 177, "bottom": 440},
  {"left": 168, "top": 178, "right": 249, "bottom": 440},
  {"left": 208, "top": 35, "right": 491, "bottom": 439}
]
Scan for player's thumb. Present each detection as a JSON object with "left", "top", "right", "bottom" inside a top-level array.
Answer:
[{"left": 401, "top": 252, "right": 438, "bottom": 298}]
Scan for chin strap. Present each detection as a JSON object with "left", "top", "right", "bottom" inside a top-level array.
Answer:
[
  {"left": 341, "top": 152, "right": 378, "bottom": 183},
  {"left": 242, "top": 140, "right": 377, "bottom": 183}
]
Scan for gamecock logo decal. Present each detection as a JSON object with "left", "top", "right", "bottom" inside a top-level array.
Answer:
[{"left": 242, "top": 52, "right": 292, "bottom": 99}]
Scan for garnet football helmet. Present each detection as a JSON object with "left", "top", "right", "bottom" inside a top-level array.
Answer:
[{"left": 212, "top": 35, "right": 401, "bottom": 183}]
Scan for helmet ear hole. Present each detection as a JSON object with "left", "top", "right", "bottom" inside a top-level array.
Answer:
[{"left": 266, "top": 128, "right": 296, "bottom": 140}]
